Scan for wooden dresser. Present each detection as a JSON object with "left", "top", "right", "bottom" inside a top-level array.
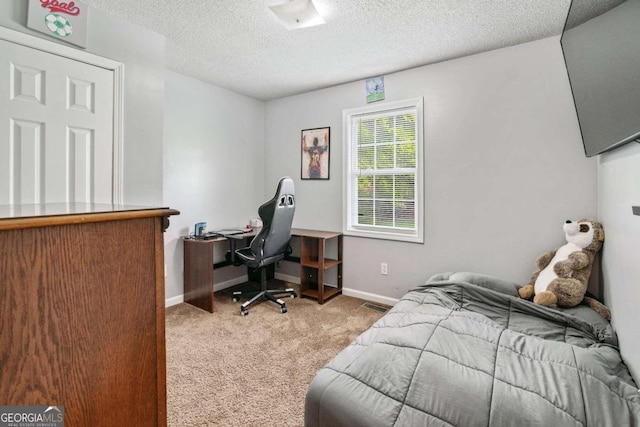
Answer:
[{"left": 0, "top": 204, "right": 178, "bottom": 427}]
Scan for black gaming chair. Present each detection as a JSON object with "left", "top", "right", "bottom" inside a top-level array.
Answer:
[{"left": 232, "top": 177, "right": 296, "bottom": 316}]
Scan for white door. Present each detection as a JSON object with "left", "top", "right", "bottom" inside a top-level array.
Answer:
[{"left": 0, "top": 38, "right": 114, "bottom": 205}]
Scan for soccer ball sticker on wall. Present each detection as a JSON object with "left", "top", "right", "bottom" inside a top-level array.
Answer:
[
  {"left": 44, "top": 14, "right": 73, "bottom": 37},
  {"left": 27, "top": 0, "right": 89, "bottom": 48},
  {"left": 366, "top": 76, "right": 385, "bottom": 103}
]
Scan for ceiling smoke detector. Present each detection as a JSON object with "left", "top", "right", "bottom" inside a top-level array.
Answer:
[{"left": 269, "top": 0, "right": 325, "bottom": 30}]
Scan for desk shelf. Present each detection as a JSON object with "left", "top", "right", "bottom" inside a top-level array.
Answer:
[
  {"left": 300, "top": 286, "right": 342, "bottom": 301},
  {"left": 299, "top": 232, "right": 343, "bottom": 304},
  {"left": 301, "top": 258, "right": 341, "bottom": 269}
]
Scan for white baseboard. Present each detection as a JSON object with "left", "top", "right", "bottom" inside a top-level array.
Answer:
[
  {"left": 342, "top": 287, "right": 399, "bottom": 307},
  {"left": 277, "top": 273, "right": 398, "bottom": 306},
  {"left": 166, "top": 275, "right": 400, "bottom": 308},
  {"left": 165, "top": 276, "right": 249, "bottom": 308},
  {"left": 165, "top": 295, "right": 184, "bottom": 307},
  {"left": 213, "top": 275, "right": 249, "bottom": 292},
  {"left": 274, "top": 273, "right": 300, "bottom": 284}
]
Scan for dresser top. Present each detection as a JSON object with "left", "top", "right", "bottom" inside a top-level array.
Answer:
[{"left": 0, "top": 203, "right": 179, "bottom": 230}]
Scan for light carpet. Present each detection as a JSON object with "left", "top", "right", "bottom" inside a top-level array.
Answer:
[{"left": 166, "top": 283, "right": 387, "bottom": 426}]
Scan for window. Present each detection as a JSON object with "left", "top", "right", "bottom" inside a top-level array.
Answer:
[{"left": 343, "top": 98, "right": 424, "bottom": 243}]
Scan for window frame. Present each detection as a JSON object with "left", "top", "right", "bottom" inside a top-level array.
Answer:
[{"left": 342, "top": 97, "right": 424, "bottom": 243}]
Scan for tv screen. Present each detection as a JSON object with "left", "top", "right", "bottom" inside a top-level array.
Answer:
[{"left": 561, "top": 0, "right": 640, "bottom": 157}]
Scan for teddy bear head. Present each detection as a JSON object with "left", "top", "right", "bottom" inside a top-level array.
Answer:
[{"left": 563, "top": 219, "right": 604, "bottom": 252}]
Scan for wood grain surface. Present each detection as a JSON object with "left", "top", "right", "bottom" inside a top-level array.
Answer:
[{"left": 0, "top": 213, "right": 170, "bottom": 426}]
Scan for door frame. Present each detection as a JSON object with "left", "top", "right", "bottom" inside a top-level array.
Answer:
[{"left": 0, "top": 26, "right": 125, "bottom": 204}]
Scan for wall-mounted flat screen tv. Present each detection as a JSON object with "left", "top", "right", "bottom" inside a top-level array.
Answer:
[{"left": 561, "top": 0, "right": 640, "bottom": 157}]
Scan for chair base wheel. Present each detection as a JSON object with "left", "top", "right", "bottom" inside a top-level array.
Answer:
[{"left": 234, "top": 288, "right": 295, "bottom": 315}]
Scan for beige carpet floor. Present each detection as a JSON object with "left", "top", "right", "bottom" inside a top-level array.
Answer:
[{"left": 165, "top": 283, "right": 388, "bottom": 426}]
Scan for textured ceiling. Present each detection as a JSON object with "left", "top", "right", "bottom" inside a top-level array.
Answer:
[{"left": 81, "top": 0, "right": 620, "bottom": 101}]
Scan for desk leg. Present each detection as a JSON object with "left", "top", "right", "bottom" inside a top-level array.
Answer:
[{"left": 184, "top": 241, "right": 214, "bottom": 312}]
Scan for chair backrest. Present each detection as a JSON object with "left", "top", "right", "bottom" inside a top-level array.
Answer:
[{"left": 249, "top": 177, "right": 295, "bottom": 265}]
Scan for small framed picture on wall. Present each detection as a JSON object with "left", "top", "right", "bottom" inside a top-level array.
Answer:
[
  {"left": 301, "top": 127, "right": 330, "bottom": 180},
  {"left": 366, "top": 76, "right": 385, "bottom": 103}
]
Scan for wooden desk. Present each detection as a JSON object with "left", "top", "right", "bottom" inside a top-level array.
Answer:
[
  {"left": 183, "top": 228, "right": 343, "bottom": 312},
  {"left": 0, "top": 203, "right": 178, "bottom": 427}
]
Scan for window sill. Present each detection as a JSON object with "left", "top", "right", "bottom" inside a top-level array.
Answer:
[{"left": 344, "top": 228, "right": 423, "bottom": 244}]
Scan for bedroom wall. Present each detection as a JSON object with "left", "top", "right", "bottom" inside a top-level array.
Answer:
[
  {"left": 598, "top": 142, "right": 640, "bottom": 382},
  {"left": 265, "top": 36, "right": 598, "bottom": 303},
  {"left": 163, "top": 70, "right": 266, "bottom": 302},
  {"left": 0, "top": 1, "right": 165, "bottom": 205}
]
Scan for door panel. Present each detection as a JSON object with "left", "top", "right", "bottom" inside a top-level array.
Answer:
[{"left": 0, "top": 38, "right": 114, "bottom": 204}]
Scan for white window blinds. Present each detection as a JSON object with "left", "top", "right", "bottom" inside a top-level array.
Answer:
[{"left": 343, "top": 98, "right": 424, "bottom": 243}]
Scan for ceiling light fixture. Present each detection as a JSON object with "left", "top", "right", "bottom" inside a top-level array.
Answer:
[{"left": 269, "top": 0, "right": 325, "bottom": 30}]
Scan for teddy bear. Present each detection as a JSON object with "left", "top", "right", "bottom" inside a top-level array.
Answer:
[{"left": 517, "top": 219, "right": 611, "bottom": 320}]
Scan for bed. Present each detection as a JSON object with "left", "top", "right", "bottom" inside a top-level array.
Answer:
[{"left": 305, "top": 272, "right": 640, "bottom": 426}]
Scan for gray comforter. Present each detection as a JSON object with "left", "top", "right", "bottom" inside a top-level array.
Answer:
[{"left": 305, "top": 272, "right": 640, "bottom": 426}]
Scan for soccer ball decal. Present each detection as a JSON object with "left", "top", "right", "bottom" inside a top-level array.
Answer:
[{"left": 44, "top": 14, "right": 72, "bottom": 38}]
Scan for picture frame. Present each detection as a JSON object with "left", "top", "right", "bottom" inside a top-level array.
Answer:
[
  {"left": 366, "top": 76, "right": 385, "bottom": 103},
  {"left": 301, "top": 127, "right": 330, "bottom": 180}
]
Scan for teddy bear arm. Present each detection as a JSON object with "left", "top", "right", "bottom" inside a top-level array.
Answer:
[
  {"left": 535, "top": 250, "right": 557, "bottom": 270},
  {"left": 567, "top": 251, "right": 590, "bottom": 269},
  {"left": 553, "top": 260, "right": 572, "bottom": 278},
  {"left": 552, "top": 252, "right": 588, "bottom": 277}
]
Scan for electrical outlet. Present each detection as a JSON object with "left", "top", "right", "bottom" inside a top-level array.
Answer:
[{"left": 381, "top": 263, "right": 388, "bottom": 275}]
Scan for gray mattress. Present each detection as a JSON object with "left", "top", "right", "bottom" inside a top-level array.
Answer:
[{"left": 305, "top": 272, "right": 640, "bottom": 426}]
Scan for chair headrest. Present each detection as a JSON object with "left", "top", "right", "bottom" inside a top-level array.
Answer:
[{"left": 277, "top": 177, "right": 295, "bottom": 197}]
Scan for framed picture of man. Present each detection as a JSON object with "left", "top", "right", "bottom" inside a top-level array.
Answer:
[{"left": 301, "top": 127, "right": 330, "bottom": 180}]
